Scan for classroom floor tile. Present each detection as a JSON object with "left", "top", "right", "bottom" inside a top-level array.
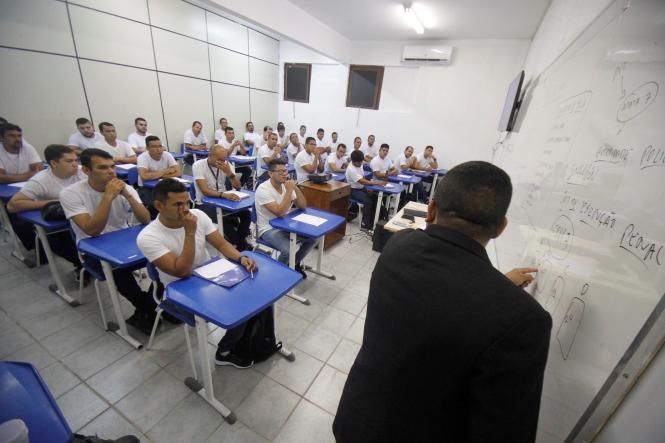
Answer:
[{"left": 0, "top": 226, "right": 377, "bottom": 441}]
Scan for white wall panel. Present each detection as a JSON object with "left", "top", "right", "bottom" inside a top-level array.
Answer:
[
  {"left": 249, "top": 58, "right": 278, "bottom": 92},
  {"left": 206, "top": 12, "right": 247, "bottom": 54},
  {"left": 212, "top": 83, "right": 250, "bottom": 132},
  {"left": 0, "top": 0, "right": 74, "bottom": 55},
  {"left": 248, "top": 29, "right": 278, "bottom": 63},
  {"left": 250, "top": 89, "right": 277, "bottom": 131},
  {"left": 80, "top": 60, "right": 165, "bottom": 146},
  {"left": 148, "top": 0, "right": 206, "bottom": 41},
  {"left": 69, "top": 0, "right": 149, "bottom": 23},
  {"left": 152, "top": 28, "right": 209, "bottom": 79},
  {"left": 158, "top": 73, "right": 214, "bottom": 151},
  {"left": 69, "top": 5, "right": 155, "bottom": 69},
  {"left": 0, "top": 48, "right": 88, "bottom": 156},
  {"left": 210, "top": 46, "right": 249, "bottom": 87}
]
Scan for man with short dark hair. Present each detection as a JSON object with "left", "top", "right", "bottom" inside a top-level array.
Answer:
[
  {"left": 363, "top": 134, "right": 378, "bottom": 162},
  {"left": 334, "top": 161, "right": 550, "bottom": 443},
  {"left": 60, "top": 148, "right": 156, "bottom": 332},
  {"left": 286, "top": 133, "right": 303, "bottom": 164},
  {"left": 297, "top": 125, "right": 307, "bottom": 145},
  {"left": 276, "top": 122, "right": 288, "bottom": 148},
  {"left": 315, "top": 128, "right": 331, "bottom": 165},
  {"left": 0, "top": 123, "right": 43, "bottom": 184},
  {"left": 137, "top": 178, "right": 257, "bottom": 368},
  {"left": 242, "top": 121, "right": 261, "bottom": 151},
  {"left": 67, "top": 117, "right": 102, "bottom": 154},
  {"left": 95, "top": 122, "right": 136, "bottom": 164},
  {"left": 294, "top": 136, "right": 323, "bottom": 184},
  {"left": 257, "top": 133, "right": 286, "bottom": 183},
  {"left": 369, "top": 143, "right": 398, "bottom": 179},
  {"left": 326, "top": 143, "right": 348, "bottom": 173},
  {"left": 219, "top": 126, "right": 251, "bottom": 188},
  {"left": 214, "top": 117, "right": 229, "bottom": 144},
  {"left": 137, "top": 135, "right": 181, "bottom": 213},
  {"left": 127, "top": 117, "right": 152, "bottom": 154},
  {"left": 345, "top": 149, "right": 385, "bottom": 230}
]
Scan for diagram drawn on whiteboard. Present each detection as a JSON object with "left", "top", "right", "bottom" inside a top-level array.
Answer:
[{"left": 557, "top": 283, "right": 590, "bottom": 361}]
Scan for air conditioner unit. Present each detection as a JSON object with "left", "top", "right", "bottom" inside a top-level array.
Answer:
[{"left": 401, "top": 45, "right": 453, "bottom": 64}]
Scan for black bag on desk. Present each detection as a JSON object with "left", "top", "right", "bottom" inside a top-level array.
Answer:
[
  {"left": 41, "top": 201, "right": 66, "bottom": 221},
  {"left": 234, "top": 306, "right": 282, "bottom": 363}
]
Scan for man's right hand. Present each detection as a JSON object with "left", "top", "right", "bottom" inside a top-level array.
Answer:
[
  {"left": 105, "top": 178, "right": 125, "bottom": 199},
  {"left": 222, "top": 192, "right": 240, "bottom": 202},
  {"left": 285, "top": 179, "right": 297, "bottom": 191},
  {"left": 182, "top": 211, "right": 198, "bottom": 234}
]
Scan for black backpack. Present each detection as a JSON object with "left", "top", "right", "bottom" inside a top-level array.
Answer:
[{"left": 234, "top": 306, "right": 282, "bottom": 363}]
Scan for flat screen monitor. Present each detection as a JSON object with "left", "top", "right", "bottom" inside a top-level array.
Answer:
[{"left": 498, "top": 70, "right": 525, "bottom": 132}]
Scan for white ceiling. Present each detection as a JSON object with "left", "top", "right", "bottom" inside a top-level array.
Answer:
[{"left": 287, "top": 0, "right": 552, "bottom": 40}]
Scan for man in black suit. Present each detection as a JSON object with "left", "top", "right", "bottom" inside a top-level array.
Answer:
[{"left": 333, "top": 161, "right": 552, "bottom": 443}]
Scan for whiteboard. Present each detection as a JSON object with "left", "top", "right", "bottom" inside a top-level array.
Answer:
[{"left": 492, "top": 0, "right": 665, "bottom": 441}]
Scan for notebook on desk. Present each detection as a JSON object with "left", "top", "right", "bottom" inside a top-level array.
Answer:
[
  {"left": 225, "top": 190, "right": 250, "bottom": 199},
  {"left": 194, "top": 257, "right": 249, "bottom": 288}
]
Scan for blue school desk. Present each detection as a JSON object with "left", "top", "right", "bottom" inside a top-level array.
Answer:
[
  {"left": 365, "top": 182, "right": 406, "bottom": 229},
  {"left": 165, "top": 251, "right": 302, "bottom": 423},
  {"left": 202, "top": 190, "right": 255, "bottom": 237}
]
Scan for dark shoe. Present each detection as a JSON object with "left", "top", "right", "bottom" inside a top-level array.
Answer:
[
  {"left": 346, "top": 212, "right": 358, "bottom": 222},
  {"left": 295, "top": 263, "right": 307, "bottom": 279},
  {"left": 361, "top": 223, "right": 373, "bottom": 231},
  {"left": 163, "top": 311, "right": 183, "bottom": 325},
  {"left": 73, "top": 433, "right": 140, "bottom": 443},
  {"left": 74, "top": 268, "right": 91, "bottom": 288},
  {"left": 214, "top": 349, "right": 253, "bottom": 369},
  {"left": 126, "top": 311, "right": 155, "bottom": 335}
]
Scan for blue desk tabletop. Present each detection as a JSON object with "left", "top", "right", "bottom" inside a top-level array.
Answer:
[
  {"left": 365, "top": 183, "right": 406, "bottom": 194},
  {"left": 202, "top": 190, "right": 255, "bottom": 212},
  {"left": 330, "top": 170, "right": 371, "bottom": 182},
  {"left": 17, "top": 210, "right": 69, "bottom": 230},
  {"left": 0, "top": 183, "right": 22, "bottom": 201},
  {"left": 171, "top": 152, "right": 184, "bottom": 160},
  {"left": 269, "top": 207, "right": 345, "bottom": 238},
  {"left": 166, "top": 252, "right": 302, "bottom": 328},
  {"left": 185, "top": 149, "right": 209, "bottom": 157},
  {"left": 389, "top": 174, "right": 422, "bottom": 184},
  {"left": 114, "top": 165, "right": 136, "bottom": 177},
  {"left": 77, "top": 225, "right": 146, "bottom": 267},
  {"left": 260, "top": 164, "right": 295, "bottom": 172},
  {"left": 0, "top": 361, "right": 72, "bottom": 443},
  {"left": 142, "top": 175, "right": 194, "bottom": 189},
  {"left": 228, "top": 156, "right": 256, "bottom": 166}
]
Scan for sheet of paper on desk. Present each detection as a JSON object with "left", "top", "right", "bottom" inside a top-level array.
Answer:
[
  {"left": 385, "top": 183, "right": 395, "bottom": 188},
  {"left": 115, "top": 164, "right": 135, "bottom": 170},
  {"left": 173, "top": 177, "right": 191, "bottom": 184},
  {"left": 397, "top": 174, "right": 411, "bottom": 179},
  {"left": 194, "top": 257, "right": 249, "bottom": 287},
  {"left": 226, "top": 190, "right": 249, "bottom": 199},
  {"left": 8, "top": 181, "right": 27, "bottom": 188},
  {"left": 233, "top": 155, "right": 256, "bottom": 160},
  {"left": 292, "top": 213, "right": 327, "bottom": 226},
  {"left": 196, "top": 258, "right": 238, "bottom": 279}
]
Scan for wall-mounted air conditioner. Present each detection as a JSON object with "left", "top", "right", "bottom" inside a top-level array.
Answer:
[{"left": 401, "top": 45, "right": 453, "bottom": 64}]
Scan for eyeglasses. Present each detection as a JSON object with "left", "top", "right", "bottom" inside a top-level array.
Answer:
[{"left": 273, "top": 168, "right": 288, "bottom": 174}]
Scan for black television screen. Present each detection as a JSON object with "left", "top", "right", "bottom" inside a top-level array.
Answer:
[{"left": 498, "top": 70, "right": 524, "bottom": 132}]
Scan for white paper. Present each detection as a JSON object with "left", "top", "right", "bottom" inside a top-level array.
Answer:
[
  {"left": 397, "top": 174, "right": 411, "bottom": 179},
  {"left": 226, "top": 190, "right": 249, "bottom": 199},
  {"left": 195, "top": 258, "right": 238, "bottom": 279},
  {"left": 8, "top": 181, "right": 27, "bottom": 188},
  {"left": 386, "top": 183, "right": 396, "bottom": 188},
  {"left": 292, "top": 213, "right": 327, "bottom": 226},
  {"left": 232, "top": 155, "right": 256, "bottom": 160},
  {"left": 115, "top": 164, "right": 136, "bottom": 170},
  {"left": 174, "top": 177, "right": 191, "bottom": 183}
]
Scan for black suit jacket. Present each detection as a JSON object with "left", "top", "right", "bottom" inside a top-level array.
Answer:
[{"left": 333, "top": 225, "right": 552, "bottom": 443}]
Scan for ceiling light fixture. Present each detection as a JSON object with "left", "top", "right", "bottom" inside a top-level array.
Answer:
[{"left": 404, "top": 5, "right": 425, "bottom": 35}]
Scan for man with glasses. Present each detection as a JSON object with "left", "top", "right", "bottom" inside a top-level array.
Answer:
[{"left": 255, "top": 159, "right": 315, "bottom": 278}]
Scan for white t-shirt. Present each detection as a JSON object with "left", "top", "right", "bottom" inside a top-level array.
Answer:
[
  {"left": 370, "top": 155, "right": 393, "bottom": 174},
  {"left": 257, "top": 145, "right": 286, "bottom": 170},
  {"left": 345, "top": 164, "right": 366, "bottom": 190},
  {"left": 184, "top": 129, "right": 207, "bottom": 146},
  {"left": 396, "top": 153, "right": 414, "bottom": 171},
  {"left": 127, "top": 132, "right": 152, "bottom": 149},
  {"left": 416, "top": 153, "right": 436, "bottom": 169},
  {"left": 137, "top": 208, "right": 216, "bottom": 285},
  {"left": 243, "top": 132, "right": 262, "bottom": 150},
  {"left": 136, "top": 151, "right": 177, "bottom": 186},
  {"left": 192, "top": 158, "right": 236, "bottom": 204},
  {"left": 0, "top": 143, "right": 41, "bottom": 175},
  {"left": 286, "top": 143, "right": 302, "bottom": 164},
  {"left": 214, "top": 128, "right": 225, "bottom": 142},
  {"left": 294, "top": 150, "right": 316, "bottom": 184},
  {"left": 277, "top": 133, "right": 288, "bottom": 146},
  {"left": 362, "top": 144, "right": 379, "bottom": 159},
  {"left": 297, "top": 134, "right": 307, "bottom": 145},
  {"left": 20, "top": 168, "right": 86, "bottom": 201},
  {"left": 219, "top": 138, "right": 241, "bottom": 156},
  {"left": 67, "top": 132, "right": 102, "bottom": 151},
  {"left": 255, "top": 180, "right": 296, "bottom": 237},
  {"left": 60, "top": 179, "right": 142, "bottom": 243},
  {"left": 315, "top": 137, "right": 329, "bottom": 148},
  {"left": 94, "top": 139, "right": 135, "bottom": 159},
  {"left": 326, "top": 153, "right": 347, "bottom": 172}
]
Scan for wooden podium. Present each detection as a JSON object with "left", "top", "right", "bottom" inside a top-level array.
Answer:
[{"left": 299, "top": 180, "right": 350, "bottom": 248}]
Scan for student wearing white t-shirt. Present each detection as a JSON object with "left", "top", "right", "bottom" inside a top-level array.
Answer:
[
  {"left": 60, "top": 148, "right": 156, "bottom": 333},
  {"left": 192, "top": 145, "right": 251, "bottom": 251},
  {"left": 326, "top": 144, "right": 348, "bottom": 173},
  {"left": 315, "top": 128, "right": 331, "bottom": 165},
  {"left": 370, "top": 144, "right": 399, "bottom": 179},
  {"left": 362, "top": 134, "right": 379, "bottom": 162},
  {"left": 242, "top": 121, "right": 262, "bottom": 153},
  {"left": 255, "top": 159, "right": 315, "bottom": 277},
  {"left": 183, "top": 121, "right": 208, "bottom": 165},
  {"left": 219, "top": 126, "right": 252, "bottom": 189},
  {"left": 0, "top": 123, "right": 43, "bottom": 184},
  {"left": 396, "top": 145, "right": 427, "bottom": 202},
  {"left": 297, "top": 125, "right": 307, "bottom": 146},
  {"left": 94, "top": 122, "right": 136, "bottom": 164},
  {"left": 137, "top": 135, "right": 180, "bottom": 214},
  {"left": 276, "top": 122, "right": 288, "bottom": 149},
  {"left": 67, "top": 117, "right": 102, "bottom": 155},
  {"left": 414, "top": 145, "right": 439, "bottom": 171},
  {"left": 346, "top": 150, "right": 386, "bottom": 229},
  {"left": 294, "top": 137, "right": 323, "bottom": 184},
  {"left": 126, "top": 117, "right": 152, "bottom": 154},
  {"left": 137, "top": 178, "right": 257, "bottom": 368},
  {"left": 7, "top": 144, "right": 84, "bottom": 268},
  {"left": 330, "top": 132, "right": 339, "bottom": 151},
  {"left": 257, "top": 133, "right": 286, "bottom": 183},
  {"left": 286, "top": 133, "right": 303, "bottom": 164},
  {"left": 214, "top": 117, "right": 228, "bottom": 144}
]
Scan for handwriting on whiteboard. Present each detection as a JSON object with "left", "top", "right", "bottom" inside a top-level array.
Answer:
[
  {"left": 617, "top": 81, "right": 659, "bottom": 122},
  {"left": 640, "top": 145, "right": 665, "bottom": 170},
  {"left": 619, "top": 223, "right": 664, "bottom": 268}
]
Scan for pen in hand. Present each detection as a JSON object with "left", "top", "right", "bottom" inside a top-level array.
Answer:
[{"left": 250, "top": 269, "right": 254, "bottom": 279}]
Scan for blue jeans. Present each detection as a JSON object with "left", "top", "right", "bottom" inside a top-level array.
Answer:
[{"left": 260, "top": 228, "right": 317, "bottom": 265}]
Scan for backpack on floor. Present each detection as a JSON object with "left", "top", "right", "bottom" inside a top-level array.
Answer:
[{"left": 234, "top": 306, "right": 282, "bottom": 363}]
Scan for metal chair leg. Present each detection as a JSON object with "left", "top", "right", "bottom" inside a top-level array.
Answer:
[
  {"left": 147, "top": 308, "right": 164, "bottom": 350},
  {"left": 93, "top": 280, "right": 108, "bottom": 330},
  {"left": 184, "top": 325, "right": 198, "bottom": 379}
]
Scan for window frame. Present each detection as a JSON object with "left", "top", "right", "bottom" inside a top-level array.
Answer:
[
  {"left": 345, "top": 64, "right": 385, "bottom": 110},
  {"left": 283, "top": 63, "right": 312, "bottom": 103}
]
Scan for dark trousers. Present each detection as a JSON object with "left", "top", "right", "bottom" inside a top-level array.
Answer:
[
  {"left": 138, "top": 187, "right": 158, "bottom": 219},
  {"left": 83, "top": 256, "right": 156, "bottom": 314},
  {"left": 8, "top": 212, "right": 80, "bottom": 267},
  {"left": 197, "top": 204, "right": 251, "bottom": 251},
  {"left": 235, "top": 166, "right": 253, "bottom": 189},
  {"left": 350, "top": 189, "right": 375, "bottom": 227}
]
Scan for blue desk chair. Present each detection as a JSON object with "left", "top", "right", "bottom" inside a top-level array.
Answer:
[
  {"left": 145, "top": 262, "right": 198, "bottom": 380},
  {"left": 127, "top": 166, "right": 139, "bottom": 186},
  {"left": 70, "top": 228, "right": 108, "bottom": 329},
  {"left": 250, "top": 204, "right": 277, "bottom": 258},
  {"left": 348, "top": 197, "right": 365, "bottom": 226}
]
